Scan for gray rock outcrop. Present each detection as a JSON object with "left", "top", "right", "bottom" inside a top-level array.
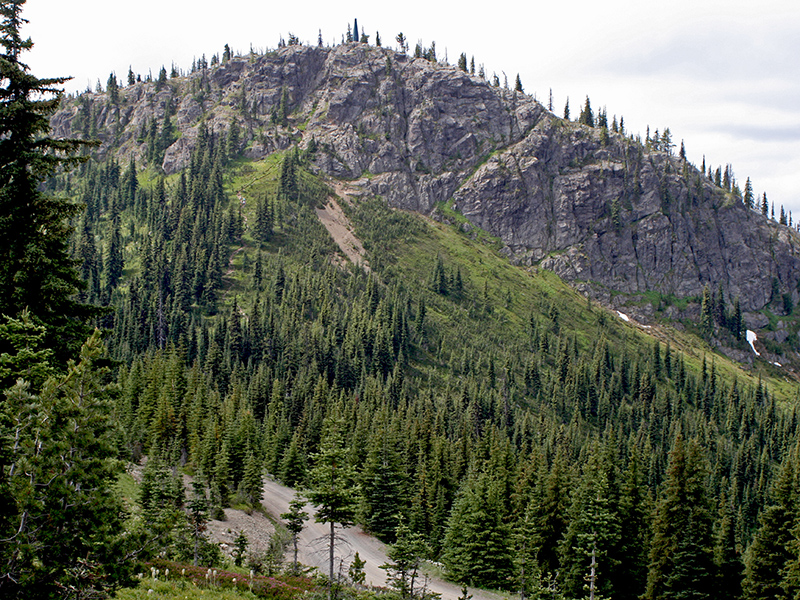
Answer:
[{"left": 54, "top": 43, "right": 800, "bottom": 313}]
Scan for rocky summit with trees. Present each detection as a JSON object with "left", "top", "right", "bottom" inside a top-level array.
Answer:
[{"left": 4, "top": 5, "right": 800, "bottom": 600}]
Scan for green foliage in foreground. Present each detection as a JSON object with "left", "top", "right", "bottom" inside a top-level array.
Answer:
[
  {"left": 116, "top": 578, "right": 261, "bottom": 600},
  {"left": 0, "top": 315, "right": 130, "bottom": 597},
  {"left": 115, "top": 561, "right": 317, "bottom": 600}
]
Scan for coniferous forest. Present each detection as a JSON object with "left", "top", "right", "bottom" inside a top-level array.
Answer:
[{"left": 3, "top": 2, "right": 800, "bottom": 599}]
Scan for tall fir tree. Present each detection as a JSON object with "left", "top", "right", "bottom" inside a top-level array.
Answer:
[
  {"left": 713, "top": 490, "right": 743, "bottom": 600},
  {"left": 307, "top": 410, "right": 360, "bottom": 600},
  {"left": 531, "top": 444, "right": 572, "bottom": 576},
  {"left": 645, "top": 436, "right": 715, "bottom": 600},
  {"left": 443, "top": 471, "right": 513, "bottom": 589},
  {"left": 557, "top": 444, "right": 621, "bottom": 599},
  {"left": 741, "top": 447, "right": 798, "bottom": 600},
  {"left": 360, "top": 408, "right": 407, "bottom": 541},
  {"left": 381, "top": 518, "right": 429, "bottom": 599},
  {"left": 281, "top": 495, "right": 309, "bottom": 575},
  {"left": 0, "top": 0, "right": 98, "bottom": 363},
  {"left": 744, "top": 177, "right": 754, "bottom": 209},
  {"left": 615, "top": 444, "right": 653, "bottom": 600}
]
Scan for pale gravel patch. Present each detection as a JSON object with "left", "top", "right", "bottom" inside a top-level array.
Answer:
[
  {"left": 128, "top": 460, "right": 276, "bottom": 562},
  {"left": 315, "top": 185, "right": 370, "bottom": 272},
  {"left": 206, "top": 507, "right": 276, "bottom": 558}
]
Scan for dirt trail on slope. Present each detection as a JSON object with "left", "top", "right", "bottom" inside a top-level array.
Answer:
[
  {"left": 315, "top": 184, "right": 370, "bottom": 272},
  {"left": 261, "top": 478, "right": 501, "bottom": 600}
]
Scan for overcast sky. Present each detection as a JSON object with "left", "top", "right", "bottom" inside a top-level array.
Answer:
[{"left": 21, "top": 0, "right": 800, "bottom": 217}]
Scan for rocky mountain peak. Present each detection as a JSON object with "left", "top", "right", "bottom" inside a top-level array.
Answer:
[{"left": 53, "top": 42, "right": 800, "bottom": 321}]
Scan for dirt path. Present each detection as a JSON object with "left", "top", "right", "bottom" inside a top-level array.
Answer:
[
  {"left": 315, "top": 186, "right": 370, "bottom": 272},
  {"left": 128, "top": 462, "right": 501, "bottom": 599},
  {"left": 261, "top": 478, "right": 500, "bottom": 600}
]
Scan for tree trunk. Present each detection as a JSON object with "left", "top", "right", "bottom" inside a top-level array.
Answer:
[
  {"left": 194, "top": 524, "right": 199, "bottom": 566},
  {"left": 293, "top": 536, "right": 299, "bottom": 574},
  {"left": 329, "top": 520, "right": 335, "bottom": 600}
]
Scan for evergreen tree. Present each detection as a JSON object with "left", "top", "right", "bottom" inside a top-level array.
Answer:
[
  {"left": 713, "top": 492, "right": 743, "bottom": 600},
  {"left": 531, "top": 445, "right": 572, "bottom": 576},
  {"left": 349, "top": 552, "right": 366, "bottom": 586},
  {"left": 279, "top": 151, "right": 298, "bottom": 201},
  {"left": 226, "top": 119, "right": 241, "bottom": 159},
  {"left": 0, "top": 0, "right": 97, "bottom": 362},
  {"left": 214, "top": 442, "right": 233, "bottom": 508},
  {"left": 558, "top": 446, "right": 621, "bottom": 599},
  {"left": 254, "top": 194, "right": 273, "bottom": 242},
  {"left": 360, "top": 410, "right": 406, "bottom": 541},
  {"left": 700, "top": 285, "right": 713, "bottom": 334},
  {"left": 138, "top": 454, "right": 185, "bottom": 546},
  {"left": 280, "top": 430, "right": 307, "bottom": 487},
  {"left": 0, "top": 325, "right": 128, "bottom": 597},
  {"left": 381, "top": 518, "right": 429, "bottom": 599},
  {"left": 645, "top": 436, "right": 715, "bottom": 600},
  {"left": 239, "top": 450, "right": 263, "bottom": 506},
  {"left": 104, "top": 216, "right": 124, "bottom": 291},
  {"left": 307, "top": 411, "right": 360, "bottom": 599},
  {"left": 615, "top": 445, "right": 652, "bottom": 600},
  {"left": 744, "top": 177, "right": 754, "bottom": 209},
  {"left": 281, "top": 495, "right": 309, "bottom": 575},
  {"left": 276, "top": 85, "right": 289, "bottom": 127},
  {"left": 232, "top": 530, "right": 249, "bottom": 567},
  {"left": 443, "top": 471, "right": 513, "bottom": 589},
  {"left": 106, "top": 71, "right": 119, "bottom": 103},
  {"left": 741, "top": 448, "right": 798, "bottom": 600},
  {"left": 432, "top": 253, "right": 448, "bottom": 295},
  {"left": 156, "top": 65, "right": 167, "bottom": 91},
  {"left": 579, "top": 96, "right": 594, "bottom": 127},
  {"left": 732, "top": 297, "right": 742, "bottom": 340},
  {"left": 186, "top": 481, "right": 210, "bottom": 566}
]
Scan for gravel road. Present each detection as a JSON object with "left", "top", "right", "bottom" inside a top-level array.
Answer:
[{"left": 261, "top": 478, "right": 501, "bottom": 600}]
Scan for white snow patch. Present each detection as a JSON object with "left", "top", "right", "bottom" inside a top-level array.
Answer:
[
  {"left": 746, "top": 330, "right": 760, "bottom": 356},
  {"left": 617, "top": 311, "right": 630, "bottom": 322}
]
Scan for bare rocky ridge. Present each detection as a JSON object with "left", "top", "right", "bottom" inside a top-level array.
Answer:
[{"left": 53, "top": 43, "right": 800, "bottom": 318}]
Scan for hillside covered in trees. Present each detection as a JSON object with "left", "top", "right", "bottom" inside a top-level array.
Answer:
[
  {"left": 4, "top": 4, "right": 800, "bottom": 599},
  {"left": 51, "top": 26, "right": 800, "bottom": 372}
]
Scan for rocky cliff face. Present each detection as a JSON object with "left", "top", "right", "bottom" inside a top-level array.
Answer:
[{"left": 53, "top": 43, "right": 800, "bottom": 314}]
